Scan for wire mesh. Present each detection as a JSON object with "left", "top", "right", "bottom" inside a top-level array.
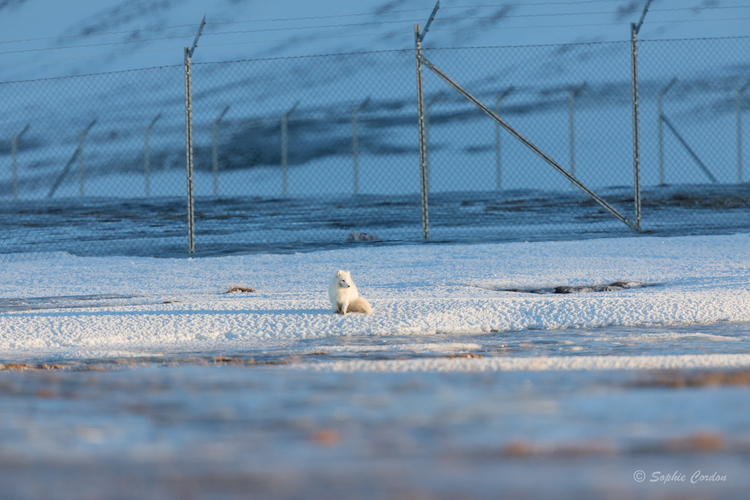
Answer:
[
  {"left": 420, "top": 41, "right": 638, "bottom": 242},
  {"left": 638, "top": 37, "right": 750, "bottom": 235},
  {"left": 0, "top": 65, "right": 187, "bottom": 258},
  {"left": 1, "top": 36, "right": 749, "bottom": 259},
  {"left": 188, "top": 50, "right": 420, "bottom": 254}
]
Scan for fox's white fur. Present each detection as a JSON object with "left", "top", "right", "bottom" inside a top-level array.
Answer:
[{"left": 328, "top": 270, "right": 373, "bottom": 314}]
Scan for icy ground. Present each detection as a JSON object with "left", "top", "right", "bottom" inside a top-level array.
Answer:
[
  {"left": 1, "top": 233, "right": 749, "bottom": 363},
  {"left": 2, "top": 366, "right": 750, "bottom": 500},
  {"left": 2, "top": 234, "right": 750, "bottom": 499}
]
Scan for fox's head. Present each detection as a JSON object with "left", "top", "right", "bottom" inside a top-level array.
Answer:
[{"left": 334, "top": 270, "right": 351, "bottom": 288}]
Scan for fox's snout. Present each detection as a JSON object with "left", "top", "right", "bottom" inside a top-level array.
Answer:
[{"left": 338, "top": 279, "right": 350, "bottom": 288}]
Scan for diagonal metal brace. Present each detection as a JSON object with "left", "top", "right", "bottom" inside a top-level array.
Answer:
[
  {"left": 48, "top": 119, "right": 97, "bottom": 199},
  {"left": 215, "top": 105, "right": 230, "bottom": 124},
  {"left": 660, "top": 113, "right": 718, "bottom": 183},
  {"left": 418, "top": 54, "right": 640, "bottom": 232},
  {"left": 17, "top": 124, "right": 31, "bottom": 140}
]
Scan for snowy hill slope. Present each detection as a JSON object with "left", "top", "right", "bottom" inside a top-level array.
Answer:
[
  {"left": 1, "top": 1, "right": 749, "bottom": 212},
  {"left": 1, "top": 0, "right": 748, "bottom": 81}
]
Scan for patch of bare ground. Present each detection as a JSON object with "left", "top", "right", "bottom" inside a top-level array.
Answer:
[
  {"left": 1, "top": 363, "right": 66, "bottom": 371},
  {"left": 479, "top": 281, "right": 649, "bottom": 294},
  {"left": 632, "top": 369, "right": 750, "bottom": 388},
  {"left": 225, "top": 286, "right": 255, "bottom": 293},
  {"left": 491, "top": 438, "right": 618, "bottom": 458},
  {"left": 212, "top": 355, "right": 289, "bottom": 366},
  {"left": 482, "top": 431, "right": 746, "bottom": 458}
]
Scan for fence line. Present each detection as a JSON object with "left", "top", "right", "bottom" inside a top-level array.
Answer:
[{"left": 1, "top": 34, "right": 750, "bottom": 259}]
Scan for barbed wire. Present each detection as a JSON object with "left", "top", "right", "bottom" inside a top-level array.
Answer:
[
  {"left": 423, "top": 34, "right": 750, "bottom": 51},
  {"left": 0, "top": 24, "right": 200, "bottom": 46},
  {"left": 203, "top": 7, "right": 750, "bottom": 37},
  {"left": 0, "top": 47, "right": 183, "bottom": 73},
  {"left": 457, "top": 5, "right": 750, "bottom": 18},
  {"left": 199, "top": 32, "right": 409, "bottom": 48},
  {"left": 193, "top": 47, "right": 411, "bottom": 66},
  {"left": 197, "top": 19, "right": 750, "bottom": 49},
  {"left": 205, "top": 0, "right": 639, "bottom": 25},
  {"left": 3, "top": 32, "right": 749, "bottom": 80},
  {"left": 176, "top": 3, "right": 750, "bottom": 26},
  {"left": 159, "top": 1, "right": 629, "bottom": 27},
  {"left": 1, "top": 2, "right": 749, "bottom": 46},
  {"left": 3, "top": 33, "right": 748, "bottom": 86},
  {"left": 202, "top": 20, "right": 424, "bottom": 36},
  {"left": 3, "top": 12, "right": 750, "bottom": 56},
  {"left": 429, "top": 15, "right": 750, "bottom": 31},
  {"left": 0, "top": 35, "right": 193, "bottom": 56}
]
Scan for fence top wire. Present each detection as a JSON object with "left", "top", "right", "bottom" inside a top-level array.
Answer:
[
  {"left": 0, "top": 0, "right": 660, "bottom": 45},
  {"left": 192, "top": 48, "right": 411, "bottom": 66},
  {"left": 197, "top": 33, "right": 750, "bottom": 60},
  {"left": 423, "top": 34, "right": 750, "bottom": 51},
  {"left": 638, "top": 34, "right": 750, "bottom": 43},
  {"left": 3, "top": 34, "right": 749, "bottom": 86},
  {"left": 428, "top": 16, "right": 750, "bottom": 32},
  {"left": 0, "top": 62, "right": 182, "bottom": 86},
  {"left": 3, "top": 14, "right": 749, "bottom": 58},
  {"left": 2, "top": 2, "right": 749, "bottom": 47}
]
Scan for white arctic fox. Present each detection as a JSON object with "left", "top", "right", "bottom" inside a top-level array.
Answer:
[{"left": 328, "top": 270, "right": 373, "bottom": 314}]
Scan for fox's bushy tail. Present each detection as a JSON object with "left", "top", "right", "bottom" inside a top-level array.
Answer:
[{"left": 348, "top": 296, "right": 373, "bottom": 314}]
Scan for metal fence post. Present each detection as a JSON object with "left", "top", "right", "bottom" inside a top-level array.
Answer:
[
  {"left": 11, "top": 124, "right": 29, "bottom": 200},
  {"left": 144, "top": 113, "right": 161, "bottom": 198},
  {"left": 629, "top": 0, "right": 652, "bottom": 231},
  {"left": 658, "top": 78, "right": 677, "bottom": 185},
  {"left": 415, "top": 24, "right": 430, "bottom": 239},
  {"left": 738, "top": 79, "right": 750, "bottom": 183},
  {"left": 494, "top": 87, "right": 513, "bottom": 191},
  {"left": 184, "top": 15, "right": 205, "bottom": 254},
  {"left": 352, "top": 97, "right": 369, "bottom": 195},
  {"left": 212, "top": 105, "right": 230, "bottom": 197},
  {"left": 630, "top": 22, "right": 643, "bottom": 231},
  {"left": 184, "top": 47, "right": 196, "bottom": 254},
  {"left": 413, "top": 2, "right": 439, "bottom": 240}
]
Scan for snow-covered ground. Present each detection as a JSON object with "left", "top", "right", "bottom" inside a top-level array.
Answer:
[
  {"left": 3, "top": 4, "right": 750, "bottom": 497},
  {"left": 3, "top": 234, "right": 750, "bottom": 498},
  {"left": 2, "top": 233, "right": 749, "bottom": 366}
]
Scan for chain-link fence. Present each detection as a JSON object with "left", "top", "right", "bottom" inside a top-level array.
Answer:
[
  {"left": 0, "top": 65, "right": 188, "bottom": 258},
  {"left": 1, "top": 36, "right": 749, "bottom": 259},
  {"left": 638, "top": 37, "right": 750, "bottom": 234},
  {"left": 187, "top": 50, "right": 420, "bottom": 255}
]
